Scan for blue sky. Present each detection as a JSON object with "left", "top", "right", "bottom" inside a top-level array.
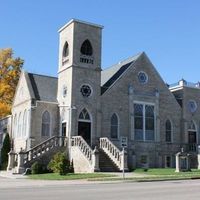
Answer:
[{"left": 1, "top": 0, "right": 200, "bottom": 84}]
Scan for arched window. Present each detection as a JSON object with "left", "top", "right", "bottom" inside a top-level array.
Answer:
[
  {"left": 18, "top": 112, "right": 22, "bottom": 138},
  {"left": 79, "top": 108, "right": 90, "bottom": 121},
  {"left": 13, "top": 114, "right": 17, "bottom": 138},
  {"left": 188, "top": 121, "right": 196, "bottom": 131},
  {"left": 110, "top": 114, "right": 119, "bottom": 139},
  {"left": 63, "top": 41, "right": 69, "bottom": 58},
  {"left": 41, "top": 111, "right": 50, "bottom": 137},
  {"left": 23, "top": 110, "right": 27, "bottom": 138},
  {"left": 165, "top": 120, "right": 172, "bottom": 142},
  {"left": 80, "top": 40, "right": 93, "bottom": 56}
]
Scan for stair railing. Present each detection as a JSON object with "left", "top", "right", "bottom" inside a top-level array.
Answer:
[
  {"left": 71, "top": 136, "right": 93, "bottom": 163},
  {"left": 23, "top": 136, "right": 67, "bottom": 164},
  {"left": 100, "top": 137, "right": 127, "bottom": 170}
]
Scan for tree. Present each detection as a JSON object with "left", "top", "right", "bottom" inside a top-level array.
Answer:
[
  {"left": 0, "top": 133, "right": 11, "bottom": 169},
  {"left": 0, "top": 48, "right": 23, "bottom": 118}
]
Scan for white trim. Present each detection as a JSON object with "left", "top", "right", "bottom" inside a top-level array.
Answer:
[
  {"left": 58, "top": 19, "right": 103, "bottom": 33},
  {"left": 169, "top": 85, "right": 200, "bottom": 91},
  {"left": 134, "top": 100, "right": 155, "bottom": 106}
]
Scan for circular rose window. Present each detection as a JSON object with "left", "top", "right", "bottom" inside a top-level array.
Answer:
[
  {"left": 188, "top": 100, "right": 197, "bottom": 113},
  {"left": 138, "top": 71, "right": 148, "bottom": 84},
  {"left": 80, "top": 85, "right": 92, "bottom": 97}
]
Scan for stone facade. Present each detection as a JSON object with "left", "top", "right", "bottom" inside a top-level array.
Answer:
[{"left": 3, "top": 19, "right": 200, "bottom": 172}]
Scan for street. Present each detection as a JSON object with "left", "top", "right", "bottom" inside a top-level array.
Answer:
[{"left": 0, "top": 177, "right": 200, "bottom": 200}]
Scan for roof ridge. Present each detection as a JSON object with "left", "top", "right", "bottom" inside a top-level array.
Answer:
[
  {"left": 28, "top": 72, "right": 57, "bottom": 79},
  {"left": 103, "top": 52, "right": 142, "bottom": 71}
]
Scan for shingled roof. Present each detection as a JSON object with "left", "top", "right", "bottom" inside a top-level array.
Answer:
[
  {"left": 23, "top": 53, "right": 141, "bottom": 101},
  {"left": 101, "top": 53, "right": 142, "bottom": 94},
  {"left": 25, "top": 72, "right": 58, "bottom": 103}
]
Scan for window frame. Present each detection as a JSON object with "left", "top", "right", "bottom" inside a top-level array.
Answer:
[
  {"left": 41, "top": 111, "right": 51, "bottom": 137},
  {"left": 110, "top": 113, "right": 120, "bottom": 139},
  {"left": 165, "top": 119, "right": 173, "bottom": 143},
  {"left": 133, "top": 101, "right": 155, "bottom": 141}
]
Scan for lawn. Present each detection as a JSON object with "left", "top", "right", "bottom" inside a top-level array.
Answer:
[
  {"left": 133, "top": 168, "right": 200, "bottom": 178},
  {"left": 28, "top": 173, "right": 116, "bottom": 180}
]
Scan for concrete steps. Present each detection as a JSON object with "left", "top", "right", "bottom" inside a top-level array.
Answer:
[{"left": 99, "top": 149, "right": 120, "bottom": 172}]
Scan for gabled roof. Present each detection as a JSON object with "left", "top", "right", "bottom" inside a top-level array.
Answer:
[
  {"left": 101, "top": 53, "right": 142, "bottom": 94},
  {"left": 26, "top": 72, "right": 58, "bottom": 103}
]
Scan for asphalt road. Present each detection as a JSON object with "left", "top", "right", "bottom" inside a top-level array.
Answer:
[{"left": 0, "top": 177, "right": 200, "bottom": 200}]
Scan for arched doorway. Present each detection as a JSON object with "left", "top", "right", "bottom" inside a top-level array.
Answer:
[
  {"left": 61, "top": 109, "right": 67, "bottom": 137},
  {"left": 188, "top": 121, "right": 197, "bottom": 151},
  {"left": 78, "top": 108, "right": 91, "bottom": 145}
]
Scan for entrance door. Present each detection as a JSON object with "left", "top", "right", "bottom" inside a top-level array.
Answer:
[
  {"left": 78, "top": 121, "right": 91, "bottom": 145},
  {"left": 188, "top": 131, "right": 196, "bottom": 144},
  {"left": 62, "top": 122, "right": 66, "bottom": 137},
  {"left": 188, "top": 131, "right": 196, "bottom": 151},
  {"left": 78, "top": 108, "right": 92, "bottom": 145}
]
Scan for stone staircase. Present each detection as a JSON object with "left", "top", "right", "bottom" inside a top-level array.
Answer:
[
  {"left": 99, "top": 137, "right": 128, "bottom": 172},
  {"left": 7, "top": 136, "right": 67, "bottom": 174},
  {"left": 99, "top": 149, "right": 120, "bottom": 172},
  {"left": 7, "top": 135, "right": 128, "bottom": 174},
  {"left": 70, "top": 136, "right": 128, "bottom": 173}
]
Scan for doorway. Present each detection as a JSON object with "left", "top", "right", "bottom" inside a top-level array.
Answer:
[
  {"left": 188, "top": 131, "right": 197, "bottom": 152},
  {"left": 78, "top": 122, "right": 91, "bottom": 145},
  {"left": 78, "top": 108, "right": 92, "bottom": 145},
  {"left": 62, "top": 122, "right": 67, "bottom": 137},
  {"left": 188, "top": 121, "right": 197, "bottom": 152}
]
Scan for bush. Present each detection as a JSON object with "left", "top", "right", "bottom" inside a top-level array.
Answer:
[
  {"left": 69, "top": 160, "right": 74, "bottom": 173},
  {"left": 31, "top": 161, "right": 44, "bottom": 174},
  {"left": 0, "top": 133, "right": 11, "bottom": 170},
  {"left": 48, "top": 152, "right": 70, "bottom": 175}
]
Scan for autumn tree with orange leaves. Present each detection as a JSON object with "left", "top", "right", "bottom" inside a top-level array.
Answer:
[{"left": 0, "top": 48, "right": 23, "bottom": 119}]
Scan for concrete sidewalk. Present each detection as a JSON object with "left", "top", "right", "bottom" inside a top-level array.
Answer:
[{"left": 0, "top": 170, "right": 27, "bottom": 179}]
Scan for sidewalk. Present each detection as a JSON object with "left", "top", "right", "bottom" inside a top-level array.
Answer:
[{"left": 0, "top": 170, "right": 27, "bottom": 179}]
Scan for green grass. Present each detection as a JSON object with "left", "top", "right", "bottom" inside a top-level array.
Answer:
[
  {"left": 133, "top": 168, "right": 200, "bottom": 178},
  {"left": 28, "top": 173, "right": 116, "bottom": 180},
  {"left": 28, "top": 169, "right": 200, "bottom": 182}
]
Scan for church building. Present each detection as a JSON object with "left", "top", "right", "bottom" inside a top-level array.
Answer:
[{"left": 4, "top": 19, "right": 200, "bottom": 173}]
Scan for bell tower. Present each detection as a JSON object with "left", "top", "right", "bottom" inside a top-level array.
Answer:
[{"left": 57, "top": 19, "right": 103, "bottom": 146}]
